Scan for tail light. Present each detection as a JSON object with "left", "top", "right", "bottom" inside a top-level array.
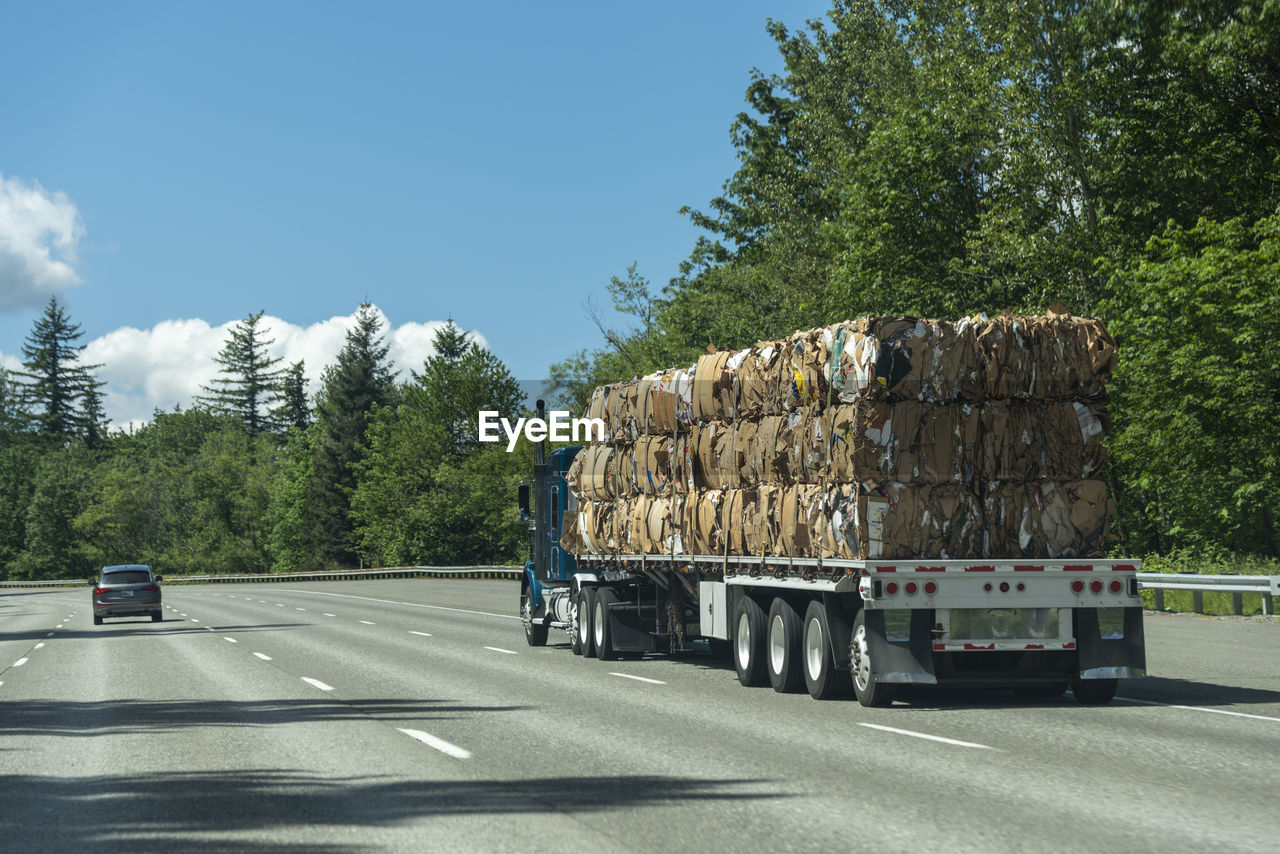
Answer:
[
  {"left": 1090, "top": 580, "right": 1104, "bottom": 593},
  {"left": 904, "top": 582, "right": 918, "bottom": 595},
  {"left": 1071, "top": 580, "right": 1085, "bottom": 593},
  {"left": 94, "top": 586, "right": 108, "bottom": 595},
  {"left": 924, "top": 581, "right": 937, "bottom": 595},
  {"left": 142, "top": 584, "right": 159, "bottom": 592},
  {"left": 1109, "top": 580, "right": 1123, "bottom": 594},
  {"left": 885, "top": 581, "right": 899, "bottom": 595}
]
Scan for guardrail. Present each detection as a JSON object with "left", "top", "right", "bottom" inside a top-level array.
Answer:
[
  {"left": 1137, "top": 573, "right": 1278, "bottom": 616},
  {"left": 0, "top": 565, "right": 521, "bottom": 589}
]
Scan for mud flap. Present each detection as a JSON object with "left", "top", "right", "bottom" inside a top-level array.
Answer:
[
  {"left": 1075, "top": 606, "right": 1146, "bottom": 679},
  {"left": 523, "top": 563, "right": 545, "bottom": 615},
  {"left": 864, "top": 609, "right": 937, "bottom": 685}
]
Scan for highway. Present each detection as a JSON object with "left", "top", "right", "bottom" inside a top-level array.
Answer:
[{"left": 1, "top": 579, "right": 1277, "bottom": 853}]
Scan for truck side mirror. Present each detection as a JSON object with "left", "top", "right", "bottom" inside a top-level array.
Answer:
[{"left": 517, "top": 483, "right": 530, "bottom": 521}]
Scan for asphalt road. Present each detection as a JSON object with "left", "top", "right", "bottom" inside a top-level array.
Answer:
[{"left": 2, "top": 579, "right": 1277, "bottom": 853}]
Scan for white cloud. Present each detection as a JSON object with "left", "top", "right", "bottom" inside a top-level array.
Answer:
[
  {"left": 64, "top": 306, "right": 488, "bottom": 430},
  {"left": 0, "top": 174, "right": 84, "bottom": 311}
]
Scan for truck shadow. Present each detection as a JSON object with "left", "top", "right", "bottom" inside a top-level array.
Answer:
[
  {"left": 893, "top": 675, "right": 1280, "bottom": 710},
  {"left": 0, "top": 770, "right": 784, "bottom": 852}
]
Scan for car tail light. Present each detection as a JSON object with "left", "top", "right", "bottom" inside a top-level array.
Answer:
[
  {"left": 1109, "top": 580, "right": 1123, "bottom": 593},
  {"left": 94, "top": 586, "right": 108, "bottom": 595},
  {"left": 1071, "top": 580, "right": 1085, "bottom": 593},
  {"left": 924, "top": 581, "right": 937, "bottom": 595},
  {"left": 885, "top": 581, "right": 898, "bottom": 595},
  {"left": 142, "top": 584, "right": 159, "bottom": 592},
  {"left": 1090, "top": 580, "right": 1104, "bottom": 593},
  {"left": 905, "top": 581, "right": 918, "bottom": 595}
]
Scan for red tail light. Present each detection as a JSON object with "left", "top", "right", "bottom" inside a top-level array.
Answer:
[
  {"left": 1071, "top": 580, "right": 1085, "bottom": 593},
  {"left": 885, "top": 581, "right": 899, "bottom": 595},
  {"left": 923, "top": 581, "right": 937, "bottom": 595},
  {"left": 1090, "top": 580, "right": 1104, "bottom": 593},
  {"left": 142, "top": 584, "right": 159, "bottom": 592},
  {"left": 1109, "top": 580, "right": 1123, "bottom": 593},
  {"left": 905, "top": 582, "right": 918, "bottom": 595},
  {"left": 94, "top": 586, "right": 108, "bottom": 595}
]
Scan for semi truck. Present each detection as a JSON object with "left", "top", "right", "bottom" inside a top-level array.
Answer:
[{"left": 518, "top": 400, "right": 1147, "bottom": 707}]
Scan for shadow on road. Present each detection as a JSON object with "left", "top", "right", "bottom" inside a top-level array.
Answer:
[
  {"left": 0, "top": 770, "right": 782, "bottom": 852},
  {"left": 0, "top": 697, "right": 534, "bottom": 737}
]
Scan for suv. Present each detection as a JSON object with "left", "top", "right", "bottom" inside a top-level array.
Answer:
[{"left": 92, "top": 565, "right": 163, "bottom": 624}]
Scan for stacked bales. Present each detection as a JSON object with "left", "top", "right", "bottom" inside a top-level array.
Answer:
[{"left": 564, "top": 304, "right": 1117, "bottom": 561}]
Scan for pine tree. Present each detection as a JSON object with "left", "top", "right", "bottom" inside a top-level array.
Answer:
[
  {"left": 306, "top": 304, "right": 398, "bottom": 566},
  {"left": 17, "top": 297, "right": 104, "bottom": 446},
  {"left": 199, "top": 311, "right": 284, "bottom": 435},
  {"left": 272, "top": 360, "right": 311, "bottom": 433}
]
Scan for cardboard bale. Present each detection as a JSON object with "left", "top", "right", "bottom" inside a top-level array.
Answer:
[
  {"left": 559, "top": 509, "right": 582, "bottom": 553},
  {"left": 692, "top": 421, "right": 738, "bottom": 489},
  {"left": 983, "top": 479, "right": 1113, "bottom": 558},
  {"left": 693, "top": 350, "right": 737, "bottom": 423},
  {"left": 567, "top": 444, "right": 623, "bottom": 501},
  {"left": 979, "top": 401, "right": 1108, "bottom": 482},
  {"left": 637, "top": 367, "right": 693, "bottom": 434},
  {"left": 735, "top": 340, "right": 788, "bottom": 417},
  {"left": 974, "top": 307, "right": 1115, "bottom": 400},
  {"left": 826, "top": 317, "right": 982, "bottom": 403},
  {"left": 828, "top": 483, "right": 984, "bottom": 559},
  {"left": 624, "top": 435, "right": 673, "bottom": 496},
  {"left": 783, "top": 327, "right": 830, "bottom": 411},
  {"left": 684, "top": 489, "right": 724, "bottom": 554},
  {"left": 744, "top": 484, "right": 781, "bottom": 555},
  {"left": 828, "top": 400, "right": 980, "bottom": 485}
]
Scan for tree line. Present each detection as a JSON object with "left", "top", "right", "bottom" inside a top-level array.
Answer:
[
  {"left": 551, "top": 0, "right": 1280, "bottom": 565},
  {"left": 0, "top": 301, "right": 529, "bottom": 579}
]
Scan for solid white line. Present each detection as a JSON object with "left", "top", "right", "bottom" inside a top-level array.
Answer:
[
  {"left": 224, "top": 637, "right": 237, "bottom": 643},
  {"left": 1114, "top": 696, "right": 1280, "bottom": 723},
  {"left": 409, "top": 631, "right": 433, "bottom": 637},
  {"left": 294, "top": 589, "right": 520, "bottom": 621},
  {"left": 398, "top": 728, "right": 471, "bottom": 760},
  {"left": 359, "top": 620, "right": 376, "bottom": 625},
  {"left": 14, "top": 658, "right": 28, "bottom": 667},
  {"left": 485, "top": 646, "right": 517, "bottom": 655},
  {"left": 858, "top": 723, "right": 993, "bottom": 749},
  {"left": 301, "top": 677, "right": 335, "bottom": 692},
  {"left": 253, "top": 652, "right": 272, "bottom": 661},
  {"left": 609, "top": 672, "right": 666, "bottom": 685}
]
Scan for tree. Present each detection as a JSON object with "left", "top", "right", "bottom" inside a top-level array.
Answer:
[
  {"left": 272, "top": 360, "right": 311, "bottom": 432},
  {"left": 199, "top": 311, "right": 284, "bottom": 436},
  {"left": 301, "top": 304, "right": 398, "bottom": 567},
  {"left": 17, "top": 297, "right": 105, "bottom": 445},
  {"left": 12, "top": 446, "right": 92, "bottom": 579}
]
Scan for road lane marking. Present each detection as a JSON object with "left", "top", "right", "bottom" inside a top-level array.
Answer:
[
  {"left": 609, "top": 672, "right": 665, "bottom": 685},
  {"left": 409, "top": 631, "right": 433, "bottom": 637},
  {"left": 302, "top": 678, "right": 335, "bottom": 692},
  {"left": 397, "top": 728, "right": 471, "bottom": 760},
  {"left": 258, "top": 600, "right": 266, "bottom": 603},
  {"left": 205, "top": 626, "right": 215, "bottom": 631},
  {"left": 190, "top": 618, "right": 198, "bottom": 622},
  {"left": 359, "top": 620, "right": 376, "bottom": 625},
  {"left": 46, "top": 632, "right": 54, "bottom": 638},
  {"left": 485, "top": 646, "right": 517, "bottom": 655},
  {"left": 1114, "top": 696, "right": 1280, "bottom": 723},
  {"left": 14, "top": 658, "right": 28, "bottom": 667},
  {"left": 858, "top": 723, "right": 993, "bottom": 749},
  {"left": 253, "top": 653, "right": 272, "bottom": 661},
  {"left": 296, "top": 608, "right": 306, "bottom": 611},
  {"left": 224, "top": 637, "right": 238, "bottom": 643},
  {"left": 34, "top": 643, "right": 44, "bottom": 649},
  {"left": 180, "top": 613, "right": 188, "bottom": 617},
  {"left": 294, "top": 590, "right": 520, "bottom": 621},
  {"left": 276, "top": 603, "right": 285, "bottom": 607},
  {"left": 323, "top": 613, "right": 336, "bottom": 617}
]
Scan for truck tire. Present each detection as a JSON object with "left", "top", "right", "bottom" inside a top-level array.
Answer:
[
  {"left": 593, "top": 587, "right": 619, "bottom": 661},
  {"left": 577, "top": 587, "right": 597, "bottom": 658},
  {"left": 1070, "top": 677, "right": 1118, "bottom": 705},
  {"left": 767, "top": 598, "right": 804, "bottom": 693},
  {"left": 802, "top": 600, "right": 850, "bottom": 700},
  {"left": 570, "top": 595, "right": 583, "bottom": 655},
  {"left": 522, "top": 590, "right": 548, "bottom": 647},
  {"left": 851, "top": 610, "right": 894, "bottom": 708},
  {"left": 733, "top": 596, "right": 768, "bottom": 687}
]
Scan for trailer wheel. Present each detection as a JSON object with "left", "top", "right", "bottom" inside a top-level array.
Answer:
[
  {"left": 593, "top": 587, "right": 618, "bottom": 661},
  {"left": 521, "top": 590, "right": 548, "bottom": 647},
  {"left": 802, "top": 600, "right": 850, "bottom": 700},
  {"left": 733, "top": 596, "right": 768, "bottom": 687},
  {"left": 577, "top": 587, "right": 597, "bottom": 658},
  {"left": 1070, "top": 677, "right": 1118, "bottom": 705},
  {"left": 851, "top": 610, "right": 894, "bottom": 707},
  {"left": 767, "top": 598, "right": 804, "bottom": 693},
  {"left": 569, "top": 596, "right": 583, "bottom": 655}
]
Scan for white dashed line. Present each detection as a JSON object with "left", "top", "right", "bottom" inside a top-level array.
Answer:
[
  {"left": 180, "top": 613, "right": 188, "bottom": 617},
  {"left": 398, "top": 728, "right": 471, "bottom": 760},
  {"left": 323, "top": 613, "right": 336, "bottom": 617},
  {"left": 14, "top": 658, "right": 28, "bottom": 667},
  {"left": 409, "top": 631, "right": 433, "bottom": 637},
  {"left": 293, "top": 589, "right": 520, "bottom": 621},
  {"left": 359, "top": 620, "right": 376, "bottom": 625},
  {"left": 1114, "top": 696, "right": 1280, "bottom": 724},
  {"left": 34, "top": 643, "right": 45, "bottom": 650},
  {"left": 46, "top": 632, "right": 54, "bottom": 638},
  {"left": 205, "top": 626, "right": 215, "bottom": 632},
  {"left": 253, "top": 652, "right": 272, "bottom": 661},
  {"left": 609, "top": 672, "right": 665, "bottom": 685},
  {"left": 302, "top": 677, "right": 335, "bottom": 692},
  {"left": 276, "top": 603, "right": 285, "bottom": 607},
  {"left": 485, "top": 646, "right": 517, "bottom": 655},
  {"left": 296, "top": 608, "right": 306, "bottom": 611},
  {"left": 857, "top": 723, "right": 992, "bottom": 749},
  {"left": 224, "top": 637, "right": 238, "bottom": 643}
]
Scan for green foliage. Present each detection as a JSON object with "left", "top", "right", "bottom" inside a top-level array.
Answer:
[
  {"left": 15, "top": 297, "right": 105, "bottom": 446},
  {"left": 12, "top": 446, "right": 93, "bottom": 579},
  {"left": 198, "top": 311, "right": 285, "bottom": 436},
  {"left": 1106, "top": 211, "right": 1280, "bottom": 556}
]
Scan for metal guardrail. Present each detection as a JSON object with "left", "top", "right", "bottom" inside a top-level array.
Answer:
[
  {"left": 0, "top": 565, "right": 521, "bottom": 589},
  {"left": 1137, "top": 573, "right": 1278, "bottom": 616}
]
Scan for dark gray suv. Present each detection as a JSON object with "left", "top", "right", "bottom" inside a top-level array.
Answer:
[{"left": 92, "top": 564, "right": 163, "bottom": 624}]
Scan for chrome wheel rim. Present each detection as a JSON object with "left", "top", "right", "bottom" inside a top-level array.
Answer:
[
  {"left": 736, "top": 612, "right": 752, "bottom": 671},
  {"left": 594, "top": 600, "right": 605, "bottom": 649},
  {"left": 577, "top": 598, "right": 590, "bottom": 646},
  {"left": 768, "top": 614, "right": 786, "bottom": 675},
  {"left": 852, "top": 623, "right": 871, "bottom": 693},
  {"left": 805, "top": 617, "right": 824, "bottom": 682}
]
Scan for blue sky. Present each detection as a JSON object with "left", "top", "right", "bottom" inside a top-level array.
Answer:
[{"left": 0, "top": 0, "right": 834, "bottom": 426}]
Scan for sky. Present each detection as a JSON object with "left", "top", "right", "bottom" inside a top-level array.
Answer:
[{"left": 0, "top": 0, "right": 835, "bottom": 428}]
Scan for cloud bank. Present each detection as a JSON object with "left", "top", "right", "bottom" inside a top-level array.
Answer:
[
  {"left": 70, "top": 306, "right": 486, "bottom": 429},
  {"left": 0, "top": 174, "right": 84, "bottom": 311}
]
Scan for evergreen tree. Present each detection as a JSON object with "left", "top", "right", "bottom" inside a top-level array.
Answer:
[
  {"left": 17, "top": 297, "right": 104, "bottom": 445},
  {"left": 199, "top": 311, "right": 284, "bottom": 435},
  {"left": 0, "top": 367, "right": 31, "bottom": 441},
  {"left": 305, "top": 304, "right": 398, "bottom": 567},
  {"left": 272, "top": 360, "right": 311, "bottom": 433}
]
